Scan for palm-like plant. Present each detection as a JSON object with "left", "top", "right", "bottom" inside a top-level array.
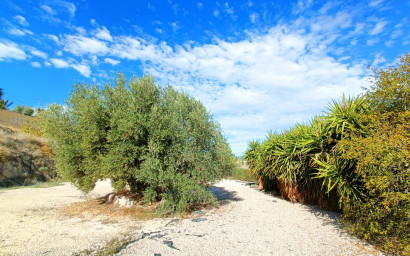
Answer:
[
  {"left": 245, "top": 95, "right": 369, "bottom": 209},
  {"left": 0, "top": 88, "right": 13, "bottom": 110},
  {"left": 326, "top": 95, "right": 369, "bottom": 139}
]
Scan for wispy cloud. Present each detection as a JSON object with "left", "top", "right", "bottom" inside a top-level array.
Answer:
[
  {"left": 369, "top": 0, "right": 384, "bottom": 7},
  {"left": 95, "top": 26, "right": 112, "bottom": 41},
  {"left": 8, "top": 27, "right": 33, "bottom": 36},
  {"left": 292, "top": 0, "right": 313, "bottom": 14},
  {"left": 0, "top": 41, "right": 26, "bottom": 60},
  {"left": 249, "top": 13, "right": 258, "bottom": 23},
  {"left": 37, "top": 13, "right": 371, "bottom": 154},
  {"left": 104, "top": 58, "right": 120, "bottom": 66},
  {"left": 50, "top": 58, "right": 69, "bottom": 68},
  {"left": 14, "top": 15, "right": 29, "bottom": 26},
  {"left": 30, "top": 49, "right": 48, "bottom": 59},
  {"left": 71, "top": 63, "right": 91, "bottom": 77},
  {"left": 62, "top": 35, "right": 109, "bottom": 55},
  {"left": 50, "top": 57, "right": 90, "bottom": 76},
  {"left": 370, "top": 21, "right": 387, "bottom": 35},
  {"left": 31, "top": 61, "right": 41, "bottom": 68},
  {"left": 38, "top": 1, "right": 76, "bottom": 23}
]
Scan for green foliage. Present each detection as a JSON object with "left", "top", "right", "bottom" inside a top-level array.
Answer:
[
  {"left": 13, "top": 105, "right": 34, "bottom": 116},
  {"left": 0, "top": 88, "right": 13, "bottom": 110},
  {"left": 366, "top": 53, "right": 410, "bottom": 113},
  {"left": 13, "top": 105, "right": 24, "bottom": 114},
  {"left": 244, "top": 53, "right": 410, "bottom": 255},
  {"left": 23, "top": 106, "right": 34, "bottom": 116},
  {"left": 341, "top": 111, "right": 409, "bottom": 254},
  {"left": 39, "top": 74, "right": 235, "bottom": 213},
  {"left": 229, "top": 166, "right": 257, "bottom": 182}
]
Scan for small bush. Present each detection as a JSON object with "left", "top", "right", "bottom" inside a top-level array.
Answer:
[{"left": 229, "top": 167, "right": 257, "bottom": 182}]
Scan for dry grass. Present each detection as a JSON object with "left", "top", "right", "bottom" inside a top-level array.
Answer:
[
  {"left": 60, "top": 199, "right": 160, "bottom": 221},
  {"left": 0, "top": 124, "right": 48, "bottom": 150}
]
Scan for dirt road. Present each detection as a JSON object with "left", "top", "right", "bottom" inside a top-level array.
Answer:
[{"left": 0, "top": 180, "right": 382, "bottom": 255}]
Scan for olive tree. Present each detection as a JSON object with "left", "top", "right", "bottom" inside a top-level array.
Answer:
[{"left": 40, "top": 74, "right": 235, "bottom": 213}]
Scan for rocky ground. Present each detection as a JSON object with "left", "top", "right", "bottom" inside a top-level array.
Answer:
[{"left": 0, "top": 180, "right": 382, "bottom": 256}]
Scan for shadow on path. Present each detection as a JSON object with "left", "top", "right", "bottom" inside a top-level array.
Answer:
[{"left": 209, "top": 186, "right": 243, "bottom": 206}]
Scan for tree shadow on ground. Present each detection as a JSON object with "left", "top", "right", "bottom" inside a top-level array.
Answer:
[
  {"left": 209, "top": 186, "right": 243, "bottom": 206},
  {"left": 259, "top": 187, "right": 344, "bottom": 231}
]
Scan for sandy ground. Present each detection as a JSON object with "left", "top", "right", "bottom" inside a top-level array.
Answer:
[
  {"left": 0, "top": 180, "right": 382, "bottom": 256},
  {"left": 0, "top": 181, "right": 138, "bottom": 256}
]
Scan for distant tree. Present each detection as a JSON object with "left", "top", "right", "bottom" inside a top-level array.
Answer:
[
  {"left": 13, "top": 105, "right": 34, "bottom": 116},
  {"left": 13, "top": 105, "right": 24, "bottom": 114},
  {"left": 23, "top": 106, "right": 34, "bottom": 116},
  {"left": 0, "top": 88, "right": 13, "bottom": 110}
]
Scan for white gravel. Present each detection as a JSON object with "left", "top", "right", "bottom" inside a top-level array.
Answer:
[
  {"left": 117, "top": 179, "right": 382, "bottom": 256},
  {"left": 0, "top": 179, "right": 382, "bottom": 256}
]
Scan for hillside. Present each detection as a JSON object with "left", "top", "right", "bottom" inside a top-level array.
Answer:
[{"left": 0, "top": 125, "right": 55, "bottom": 187}]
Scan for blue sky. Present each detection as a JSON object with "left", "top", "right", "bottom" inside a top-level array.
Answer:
[{"left": 0, "top": 0, "right": 409, "bottom": 155}]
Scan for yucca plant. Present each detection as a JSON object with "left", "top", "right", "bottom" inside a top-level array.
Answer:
[
  {"left": 313, "top": 152, "right": 364, "bottom": 207},
  {"left": 326, "top": 95, "right": 369, "bottom": 139}
]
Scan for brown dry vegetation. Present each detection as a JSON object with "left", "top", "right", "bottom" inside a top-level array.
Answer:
[{"left": 60, "top": 199, "right": 160, "bottom": 221}]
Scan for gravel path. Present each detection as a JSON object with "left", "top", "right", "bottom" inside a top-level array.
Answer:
[
  {"left": 117, "top": 180, "right": 382, "bottom": 256},
  {"left": 0, "top": 179, "right": 382, "bottom": 256}
]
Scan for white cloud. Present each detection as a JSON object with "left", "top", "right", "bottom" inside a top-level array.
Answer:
[
  {"left": 367, "top": 38, "right": 379, "bottom": 46},
  {"left": 8, "top": 27, "right": 26, "bottom": 36},
  {"left": 293, "top": 0, "right": 313, "bottom": 14},
  {"left": 50, "top": 58, "right": 69, "bottom": 68},
  {"left": 31, "top": 62, "right": 41, "bottom": 68},
  {"left": 370, "top": 21, "right": 387, "bottom": 35},
  {"left": 36, "top": 10, "right": 374, "bottom": 155},
  {"left": 62, "top": 35, "right": 109, "bottom": 55},
  {"left": 41, "top": 4, "right": 56, "bottom": 15},
  {"left": 213, "top": 9, "right": 220, "bottom": 18},
  {"left": 71, "top": 63, "right": 91, "bottom": 77},
  {"left": 369, "top": 0, "right": 384, "bottom": 7},
  {"left": 197, "top": 2, "right": 203, "bottom": 9},
  {"left": 56, "top": 0, "right": 76, "bottom": 17},
  {"left": 30, "top": 49, "right": 48, "bottom": 59},
  {"left": 95, "top": 26, "right": 112, "bottom": 41},
  {"left": 46, "top": 34, "right": 59, "bottom": 43},
  {"left": 50, "top": 57, "right": 90, "bottom": 76},
  {"left": 104, "top": 58, "right": 120, "bottom": 66},
  {"left": 385, "top": 40, "right": 394, "bottom": 47},
  {"left": 170, "top": 22, "right": 179, "bottom": 32},
  {"left": 102, "top": 27, "right": 367, "bottom": 154},
  {"left": 0, "top": 41, "right": 26, "bottom": 60},
  {"left": 14, "top": 15, "right": 29, "bottom": 26},
  {"left": 250, "top": 13, "right": 258, "bottom": 23}
]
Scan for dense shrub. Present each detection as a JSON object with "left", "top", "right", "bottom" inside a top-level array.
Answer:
[
  {"left": 40, "top": 74, "right": 236, "bottom": 213},
  {"left": 341, "top": 111, "right": 409, "bottom": 254},
  {"left": 244, "top": 53, "right": 409, "bottom": 254},
  {"left": 13, "top": 105, "right": 34, "bottom": 116},
  {"left": 340, "top": 53, "right": 410, "bottom": 254}
]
